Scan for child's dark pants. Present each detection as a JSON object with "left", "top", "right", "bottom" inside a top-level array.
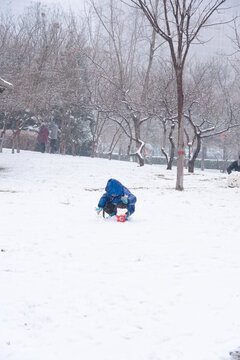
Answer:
[{"left": 103, "top": 201, "right": 129, "bottom": 217}]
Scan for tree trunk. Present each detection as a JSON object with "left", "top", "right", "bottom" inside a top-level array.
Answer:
[
  {"left": 167, "top": 124, "right": 176, "bottom": 170},
  {"left": 188, "top": 135, "right": 201, "bottom": 173},
  {"left": 91, "top": 112, "right": 99, "bottom": 158},
  {"left": 118, "top": 144, "right": 122, "bottom": 160},
  {"left": 188, "top": 159, "right": 194, "bottom": 173},
  {"left": 134, "top": 119, "right": 144, "bottom": 167},
  {"left": 12, "top": 132, "right": 16, "bottom": 154},
  {"left": 201, "top": 143, "right": 206, "bottom": 171},
  {"left": 60, "top": 112, "right": 66, "bottom": 155},
  {"left": 136, "top": 152, "right": 144, "bottom": 166},
  {"left": 223, "top": 135, "right": 227, "bottom": 162},
  {"left": 16, "top": 132, "right": 21, "bottom": 153},
  {"left": 91, "top": 141, "right": 96, "bottom": 158},
  {"left": 161, "top": 122, "right": 169, "bottom": 165},
  {"left": 0, "top": 132, "right": 5, "bottom": 152},
  {"left": 72, "top": 142, "right": 76, "bottom": 156},
  {"left": 161, "top": 146, "right": 168, "bottom": 164},
  {"left": 60, "top": 140, "right": 66, "bottom": 155},
  {"left": 167, "top": 141, "right": 175, "bottom": 170},
  {"left": 175, "top": 70, "right": 184, "bottom": 190}
]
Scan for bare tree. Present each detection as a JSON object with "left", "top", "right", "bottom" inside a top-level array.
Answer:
[
  {"left": 183, "top": 59, "right": 240, "bottom": 172},
  {"left": 184, "top": 109, "right": 238, "bottom": 172},
  {"left": 160, "top": 117, "right": 176, "bottom": 169},
  {"left": 123, "top": 0, "right": 228, "bottom": 189},
  {"left": 88, "top": 0, "right": 163, "bottom": 166},
  {"left": 0, "top": 4, "right": 93, "bottom": 156}
]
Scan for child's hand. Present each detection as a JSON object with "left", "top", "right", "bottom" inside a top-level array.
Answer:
[
  {"left": 121, "top": 195, "right": 128, "bottom": 204},
  {"left": 95, "top": 207, "right": 103, "bottom": 215}
]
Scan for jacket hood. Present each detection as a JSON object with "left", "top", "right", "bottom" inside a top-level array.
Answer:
[{"left": 105, "top": 179, "right": 123, "bottom": 196}]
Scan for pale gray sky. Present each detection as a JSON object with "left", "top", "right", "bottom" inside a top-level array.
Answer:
[
  {"left": 1, "top": 0, "right": 240, "bottom": 60},
  {"left": 1, "top": 0, "right": 86, "bottom": 14}
]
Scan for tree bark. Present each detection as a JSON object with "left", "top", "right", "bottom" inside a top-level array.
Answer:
[
  {"left": 72, "top": 142, "right": 76, "bottom": 156},
  {"left": 188, "top": 135, "right": 201, "bottom": 173},
  {"left": 176, "top": 70, "right": 184, "bottom": 190},
  {"left": 16, "top": 131, "right": 21, "bottom": 153},
  {"left": 0, "top": 131, "right": 5, "bottom": 152},
  {"left": 136, "top": 152, "right": 144, "bottom": 166},
  {"left": 134, "top": 118, "right": 145, "bottom": 166},
  {"left": 161, "top": 121, "right": 168, "bottom": 164},
  {"left": 201, "top": 143, "right": 206, "bottom": 171},
  {"left": 167, "top": 124, "right": 176, "bottom": 170},
  {"left": 12, "top": 132, "right": 16, "bottom": 154}
]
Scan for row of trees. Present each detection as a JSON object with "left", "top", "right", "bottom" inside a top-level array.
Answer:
[
  {"left": 1, "top": 1, "right": 240, "bottom": 189},
  {"left": 0, "top": 4, "right": 94, "bottom": 155},
  {"left": 89, "top": 0, "right": 240, "bottom": 189}
]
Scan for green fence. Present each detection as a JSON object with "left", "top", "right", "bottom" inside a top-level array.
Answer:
[{"left": 97, "top": 153, "right": 230, "bottom": 171}]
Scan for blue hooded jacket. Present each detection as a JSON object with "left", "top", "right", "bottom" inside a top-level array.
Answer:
[{"left": 98, "top": 179, "right": 136, "bottom": 215}]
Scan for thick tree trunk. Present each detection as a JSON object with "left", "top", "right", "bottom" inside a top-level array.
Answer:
[{"left": 176, "top": 70, "right": 184, "bottom": 190}]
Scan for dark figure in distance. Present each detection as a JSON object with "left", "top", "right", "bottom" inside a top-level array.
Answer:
[
  {"left": 227, "top": 155, "right": 240, "bottom": 174},
  {"left": 37, "top": 123, "right": 49, "bottom": 153},
  {"left": 49, "top": 121, "right": 58, "bottom": 154}
]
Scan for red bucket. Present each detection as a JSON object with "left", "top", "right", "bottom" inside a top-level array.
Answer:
[{"left": 116, "top": 214, "right": 126, "bottom": 223}]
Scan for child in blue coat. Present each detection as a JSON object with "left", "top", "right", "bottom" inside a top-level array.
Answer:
[{"left": 96, "top": 179, "right": 136, "bottom": 218}]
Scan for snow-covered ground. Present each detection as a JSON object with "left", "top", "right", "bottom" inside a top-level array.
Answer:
[{"left": 0, "top": 149, "right": 239, "bottom": 360}]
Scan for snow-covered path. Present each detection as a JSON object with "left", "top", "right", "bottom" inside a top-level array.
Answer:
[{"left": 0, "top": 150, "right": 239, "bottom": 360}]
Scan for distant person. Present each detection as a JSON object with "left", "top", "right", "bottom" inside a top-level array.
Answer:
[
  {"left": 227, "top": 155, "right": 240, "bottom": 174},
  {"left": 37, "top": 123, "right": 49, "bottom": 153},
  {"left": 49, "top": 121, "right": 58, "bottom": 153},
  {"left": 95, "top": 178, "right": 137, "bottom": 218}
]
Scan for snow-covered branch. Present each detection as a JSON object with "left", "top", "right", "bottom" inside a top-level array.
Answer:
[{"left": 0, "top": 77, "right": 13, "bottom": 91}]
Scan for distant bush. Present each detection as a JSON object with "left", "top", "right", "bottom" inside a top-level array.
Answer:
[{"left": 2, "top": 130, "right": 37, "bottom": 151}]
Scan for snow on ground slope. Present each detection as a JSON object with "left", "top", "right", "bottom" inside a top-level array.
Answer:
[{"left": 0, "top": 149, "right": 239, "bottom": 360}]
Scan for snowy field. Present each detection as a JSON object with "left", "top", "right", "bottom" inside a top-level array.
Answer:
[{"left": 0, "top": 149, "right": 239, "bottom": 360}]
